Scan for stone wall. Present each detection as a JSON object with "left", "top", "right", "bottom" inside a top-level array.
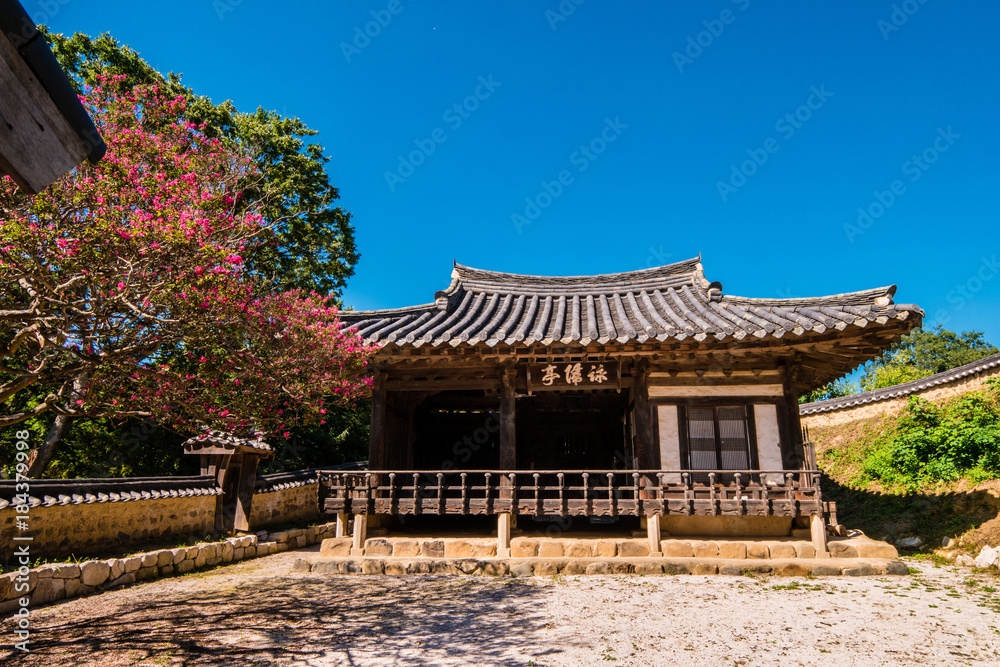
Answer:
[
  {"left": 250, "top": 482, "right": 321, "bottom": 528},
  {"left": 0, "top": 495, "right": 217, "bottom": 562},
  {"left": 0, "top": 470, "right": 327, "bottom": 563}
]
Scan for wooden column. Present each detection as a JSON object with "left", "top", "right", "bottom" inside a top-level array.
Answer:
[
  {"left": 633, "top": 361, "right": 654, "bottom": 469},
  {"left": 779, "top": 360, "right": 804, "bottom": 469},
  {"left": 204, "top": 454, "right": 230, "bottom": 532},
  {"left": 232, "top": 453, "right": 259, "bottom": 532},
  {"left": 497, "top": 512, "right": 512, "bottom": 558},
  {"left": 368, "top": 368, "right": 387, "bottom": 470},
  {"left": 499, "top": 364, "right": 516, "bottom": 471},
  {"left": 351, "top": 513, "right": 368, "bottom": 556}
]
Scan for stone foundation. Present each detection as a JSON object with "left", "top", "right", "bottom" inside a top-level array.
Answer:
[
  {"left": 320, "top": 535, "right": 896, "bottom": 561},
  {"left": 296, "top": 556, "right": 908, "bottom": 578},
  {"left": 313, "top": 534, "right": 901, "bottom": 576}
]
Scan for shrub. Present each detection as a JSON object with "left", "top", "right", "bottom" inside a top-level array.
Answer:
[{"left": 862, "top": 388, "right": 1000, "bottom": 490}]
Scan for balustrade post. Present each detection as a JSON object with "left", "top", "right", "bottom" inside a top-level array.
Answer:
[
  {"left": 412, "top": 472, "right": 420, "bottom": 514},
  {"left": 533, "top": 473, "right": 541, "bottom": 516},
  {"left": 437, "top": 472, "right": 445, "bottom": 514},
  {"left": 632, "top": 472, "right": 641, "bottom": 516},
  {"left": 557, "top": 473, "right": 565, "bottom": 516},
  {"left": 708, "top": 472, "right": 717, "bottom": 516},
  {"left": 734, "top": 473, "right": 744, "bottom": 517},
  {"left": 607, "top": 472, "right": 616, "bottom": 517},
  {"left": 460, "top": 472, "right": 468, "bottom": 515}
]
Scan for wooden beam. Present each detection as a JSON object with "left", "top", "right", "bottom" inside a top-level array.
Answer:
[
  {"left": 0, "top": 30, "right": 90, "bottom": 193},
  {"left": 384, "top": 379, "right": 500, "bottom": 391}
]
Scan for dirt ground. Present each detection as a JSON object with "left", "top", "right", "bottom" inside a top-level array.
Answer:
[{"left": 2, "top": 547, "right": 1000, "bottom": 666}]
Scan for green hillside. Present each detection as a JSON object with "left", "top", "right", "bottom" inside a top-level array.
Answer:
[{"left": 812, "top": 378, "right": 1000, "bottom": 554}]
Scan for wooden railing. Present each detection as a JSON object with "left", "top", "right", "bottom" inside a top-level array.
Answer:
[{"left": 317, "top": 469, "right": 824, "bottom": 519}]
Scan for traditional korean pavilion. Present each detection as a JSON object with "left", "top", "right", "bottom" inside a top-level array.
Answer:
[{"left": 319, "top": 256, "right": 922, "bottom": 556}]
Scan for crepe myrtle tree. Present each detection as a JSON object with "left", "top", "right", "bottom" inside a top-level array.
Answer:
[{"left": 0, "top": 78, "right": 373, "bottom": 476}]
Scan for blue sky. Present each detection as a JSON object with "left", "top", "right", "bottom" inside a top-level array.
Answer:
[{"left": 40, "top": 0, "right": 1000, "bottom": 346}]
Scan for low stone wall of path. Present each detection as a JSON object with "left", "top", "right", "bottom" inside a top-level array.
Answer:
[{"left": 0, "top": 521, "right": 339, "bottom": 613}]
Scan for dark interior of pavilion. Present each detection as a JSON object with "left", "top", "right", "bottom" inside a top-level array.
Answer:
[{"left": 409, "top": 389, "right": 633, "bottom": 472}]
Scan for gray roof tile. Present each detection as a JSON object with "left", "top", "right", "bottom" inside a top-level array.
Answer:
[{"left": 342, "top": 256, "right": 923, "bottom": 349}]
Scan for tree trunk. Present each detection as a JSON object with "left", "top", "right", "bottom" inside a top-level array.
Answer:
[
  {"left": 27, "top": 375, "right": 85, "bottom": 478},
  {"left": 27, "top": 413, "right": 75, "bottom": 478}
]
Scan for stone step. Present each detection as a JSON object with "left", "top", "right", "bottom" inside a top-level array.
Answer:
[{"left": 294, "top": 556, "right": 909, "bottom": 578}]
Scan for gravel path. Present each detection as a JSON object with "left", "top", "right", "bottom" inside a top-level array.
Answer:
[{"left": 2, "top": 547, "right": 999, "bottom": 666}]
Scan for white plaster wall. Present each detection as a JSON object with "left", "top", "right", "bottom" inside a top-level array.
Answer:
[
  {"left": 657, "top": 405, "right": 682, "bottom": 482},
  {"left": 754, "top": 403, "right": 784, "bottom": 485}
]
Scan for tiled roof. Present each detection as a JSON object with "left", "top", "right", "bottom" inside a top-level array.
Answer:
[
  {"left": 342, "top": 256, "right": 923, "bottom": 348},
  {"left": 254, "top": 462, "right": 367, "bottom": 494},
  {"left": 0, "top": 476, "right": 220, "bottom": 510},
  {"left": 800, "top": 352, "right": 1000, "bottom": 416},
  {"left": 182, "top": 430, "right": 273, "bottom": 454}
]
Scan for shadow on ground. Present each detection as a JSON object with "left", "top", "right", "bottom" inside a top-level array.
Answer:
[
  {"left": 1, "top": 575, "right": 563, "bottom": 666},
  {"left": 822, "top": 474, "right": 1000, "bottom": 551}
]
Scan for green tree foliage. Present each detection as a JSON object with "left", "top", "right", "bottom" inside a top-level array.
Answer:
[
  {"left": 860, "top": 379, "right": 1000, "bottom": 490},
  {"left": 801, "top": 326, "right": 997, "bottom": 401},
  {"left": 860, "top": 325, "right": 998, "bottom": 392},
  {"left": 799, "top": 379, "right": 859, "bottom": 404},
  {"left": 43, "top": 30, "right": 359, "bottom": 298},
  {"left": 859, "top": 360, "right": 932, "bottom": 393},
  {"left": 260, "top": 401, "right": 372, "bottom": 474},
  {"left": 0, "top": 33, "right": 371, "bottom": 478}
]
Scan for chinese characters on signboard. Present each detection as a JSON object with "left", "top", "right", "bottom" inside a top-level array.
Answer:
[{"left": 527, "top": 361, "right": 619, "bottom": 391}]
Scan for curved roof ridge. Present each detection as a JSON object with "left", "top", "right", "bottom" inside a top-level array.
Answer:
[
  {"left": 800, "top": 351, "right": 1000, "bottom": 416},
  {"left": 452, "top": 255, "right": 705, "bottom": 289},
  {"left": 723, "top": 285, "right": 901, "bottom": 308}
]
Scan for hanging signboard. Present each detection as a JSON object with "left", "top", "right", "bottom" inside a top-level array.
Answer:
[{"left": 525, "top": 360, "right": 620, "bottom": 392}]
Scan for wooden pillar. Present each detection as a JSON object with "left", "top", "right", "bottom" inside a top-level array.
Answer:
[
  {"left": 351, "top": 513, "right": 368, "bottom": 556},
  {"left": 779, "top": 359, "right": 804, "bottom": 468},
  {"left": 633, "top": 361, "right": 654, "bottom": 470},
  {"left": 368, "top": 368, "right": 387, "bottom": 470},
  {"left": 206, "top": 454, "right": 230, "bottom": 532},
  {"left": 499, "top": 364, "right": 516, "bottom": 471},
  {"left": 497, "top": 512, "right": 512, "bottom": 558},
  {"left": 499, "top": 365, "right": 517, "bottom": 521},
  {"left": 811, "top": 514, "right": 829, "bottom": 557},
  {"left": 647, "top": 513, "right": 662, "bottom": 556},
  {"left": 232, "top": 453, "right": 259, "bottom": 533},
  {"left": 335, "top": 512, "right": 347, "bottom": 538}
]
